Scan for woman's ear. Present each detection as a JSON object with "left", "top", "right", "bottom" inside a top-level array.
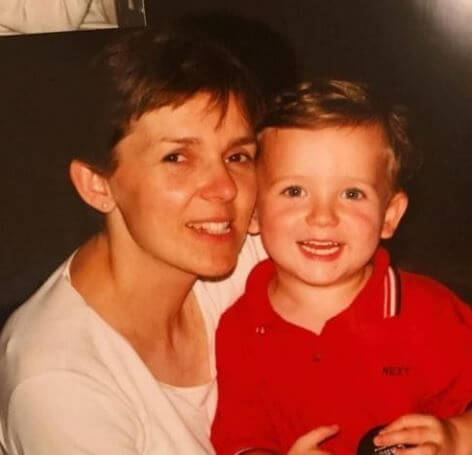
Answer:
[
  {"left": 69, "top": 160, "right": 116, "bottom": 213},
  {"left": 381, "top": 191, "right": 408, "bottom": 239},
  {"left": 248, "top": 208, "right": 260, "bottom": 234}
]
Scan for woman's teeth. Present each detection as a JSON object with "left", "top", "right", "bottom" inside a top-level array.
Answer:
[{"left": 187, "top": 221, "right": 231, "bottom": 235}]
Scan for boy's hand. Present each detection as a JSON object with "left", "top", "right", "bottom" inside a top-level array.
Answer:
[
  {"left": 287, "top": 425, "right": 339, "bottom": 455},
  {"left": 374, "top": 414, "right": 458, "bottom": 454}
]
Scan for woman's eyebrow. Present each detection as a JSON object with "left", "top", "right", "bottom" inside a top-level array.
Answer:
[
  {"left": 159, "top": 136, "right": 200, "bottom": 145},
  {"left": 158, "top": 135, "right": 257, "bottom": 148},
  {"left": 226, "top": 136, "right": 257, "bottom": 149}
]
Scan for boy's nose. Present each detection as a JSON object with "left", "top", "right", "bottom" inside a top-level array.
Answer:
[
  {"left": 200, "top": 163, "right": 237, "bottom": 202},
  {"left": 305, "top": 200, "right": 339, "bottom": 227}
]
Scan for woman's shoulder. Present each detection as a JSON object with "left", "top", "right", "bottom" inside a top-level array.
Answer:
[{"left": 0, "top": 256, "right": 135, "bottom": 409}]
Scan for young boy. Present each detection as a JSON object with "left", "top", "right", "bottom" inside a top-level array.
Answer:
[{"left": 211, "top": 80, "right": 472, "bottom": 455}]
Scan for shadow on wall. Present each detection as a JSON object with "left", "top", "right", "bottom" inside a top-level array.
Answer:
[{"left": 173, "top": 11, "right": 300, "bottom": 100}]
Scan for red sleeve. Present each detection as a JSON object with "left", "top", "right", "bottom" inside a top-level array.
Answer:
[
  {"left": 211, "top": 304, "right": 280, "bottom": 455},
  {"left": 420, "top": 287, "right": 472, "bottom": 417}
]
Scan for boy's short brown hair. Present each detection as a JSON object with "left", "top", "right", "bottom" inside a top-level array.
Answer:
[{"left": 260, "top": 79, "right": 420, "bottom": 190}]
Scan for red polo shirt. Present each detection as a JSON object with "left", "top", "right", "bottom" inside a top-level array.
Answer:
[{"left": 211, "top": 248, "right": 472, "bottom": 455}]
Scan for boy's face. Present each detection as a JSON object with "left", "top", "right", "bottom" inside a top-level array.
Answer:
[{"left": 253, "top": 125, "right": 407, "bottom": 289}]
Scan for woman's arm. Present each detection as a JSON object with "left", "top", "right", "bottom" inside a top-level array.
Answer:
[{"left": 4, "top": 372, "right": 142, "bottom": 455}]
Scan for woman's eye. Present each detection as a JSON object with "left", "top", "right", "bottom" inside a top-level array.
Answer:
[
  {"left": 226, "top": 152, "right": 253, "bottom": 163},
  {"left": 342, "top": 188, "right": 365, "bottom": 200},
  {"left": 281, "top": 186, "right": 305, "bottom": 198},
  {"left": 162, "top": 152, "right": 185, "bottom": 163}
]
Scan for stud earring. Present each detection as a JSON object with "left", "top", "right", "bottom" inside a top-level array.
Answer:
[{"left": 101, "top": 201, "right": 109, "bottom": 211}]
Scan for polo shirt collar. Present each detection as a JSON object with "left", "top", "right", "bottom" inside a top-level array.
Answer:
[{"left": 244, "top": 247, "right": 400, "bottom": 332}]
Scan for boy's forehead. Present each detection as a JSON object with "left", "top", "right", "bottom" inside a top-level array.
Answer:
[
  {"left": 258, "top": 124, "right": 393, "bottom": 158},
  {"left": 258, "top": 126, "right": 281, "bottom": 142},
  {"left": 257, "top": 124, "right": 396, "bottom": 186}
]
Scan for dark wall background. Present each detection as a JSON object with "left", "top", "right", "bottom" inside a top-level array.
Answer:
[{"left": 1, "top": 0, "right": 471, "bottom": 324}]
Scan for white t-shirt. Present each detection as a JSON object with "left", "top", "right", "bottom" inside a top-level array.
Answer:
[{"left": 0, "top": 236, "right": 266, "bottom": 455}]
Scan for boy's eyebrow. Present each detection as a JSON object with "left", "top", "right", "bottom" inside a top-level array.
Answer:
[
  {"left": 266, "top": 174, "right": 378, "bottom": 187},
  {"left": 266, "top": 174, "right": 303, "bottom": 184}
]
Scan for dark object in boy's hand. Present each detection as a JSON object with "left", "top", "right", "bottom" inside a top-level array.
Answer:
[{"left": 357, "top": 425, "right": 416, "bottom": 455}]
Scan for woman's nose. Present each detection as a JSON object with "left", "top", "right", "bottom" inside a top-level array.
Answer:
[{"left": 200, "top": 163, "right": 237, "bottom": 202}]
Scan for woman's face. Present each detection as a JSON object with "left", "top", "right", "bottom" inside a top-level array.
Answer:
[{"left": 106, "top": 92, "right": 257, "bottom": 278}]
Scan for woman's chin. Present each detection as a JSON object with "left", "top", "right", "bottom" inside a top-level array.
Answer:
[{"left": 195, "top": 257, "right": 238, "bottom": 280}]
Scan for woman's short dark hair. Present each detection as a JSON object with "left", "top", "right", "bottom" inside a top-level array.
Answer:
[{"left": 78, "top": 27, "right": 265, "bottom": 174}]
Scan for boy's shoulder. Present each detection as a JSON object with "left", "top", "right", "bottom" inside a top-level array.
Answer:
[
  {"left": 217, "top": 257, "right": 472, "bottom": 335},
  {"left": 398, "top": 268, "right": 471, "bottom": 326},
  {"left": 218, "top": 259, "right": 274, "bottom": 333}
]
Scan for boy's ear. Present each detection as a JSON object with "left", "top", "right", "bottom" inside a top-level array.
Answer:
[
  {"left": 248, "top": 208, "right": 260, "bottom": 234},
  {"left": 381, "top": 191, "right": 408, "bottom": 239},
  {"left": 69, "top": 159, "right": 116, "bottom": 213}
]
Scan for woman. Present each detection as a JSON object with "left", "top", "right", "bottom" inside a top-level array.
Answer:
[{"left": 0, "top": 29, "right": 265, "bottom": 454}]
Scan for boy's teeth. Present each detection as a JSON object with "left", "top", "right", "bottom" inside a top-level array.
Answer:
[
  {"left": 304, "top": 240, "right": 339, "bottom": 246},
  {"left": 187, "top": 221, "right": 231, "bottom": 234},
  {"left": 299, "top": 240, "right": 341, "bottom": 255}
]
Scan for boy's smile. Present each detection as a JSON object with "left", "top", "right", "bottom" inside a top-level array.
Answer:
[
  {"left": 298, "top": 239, "right": 342, "bottom": 260},
  {"left": 253, "top": 124, "right": 407, "bottom": 296}
]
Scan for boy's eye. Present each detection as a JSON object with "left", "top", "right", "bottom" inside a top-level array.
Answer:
[
  {"left": 162, "top": 152, "right": 185, "bottom": 163},
  {"left": 342, "top": 188, "right": 365, "bottom": 200},
  {"left": 281, "top": 186, "right": 306, "bottom": 198}
]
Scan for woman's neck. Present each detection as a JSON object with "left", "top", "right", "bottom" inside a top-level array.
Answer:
[
  {"left": 70, "top": 233, "right": 211, "bottom": 386},
  {"left": 70, "top": 233, "right": 197, "bottom": 337}
]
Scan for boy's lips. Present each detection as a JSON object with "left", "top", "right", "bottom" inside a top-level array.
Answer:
[
  {"left": 186, "top": 220, "right": 232, "bottom": 235},
  {"left": 297, "top": 239, "right": 342, "bottom": 256}
]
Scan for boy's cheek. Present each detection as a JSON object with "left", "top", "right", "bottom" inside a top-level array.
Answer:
[{"left": 346, "top": 207, "right": 384, "bottom": 231}]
